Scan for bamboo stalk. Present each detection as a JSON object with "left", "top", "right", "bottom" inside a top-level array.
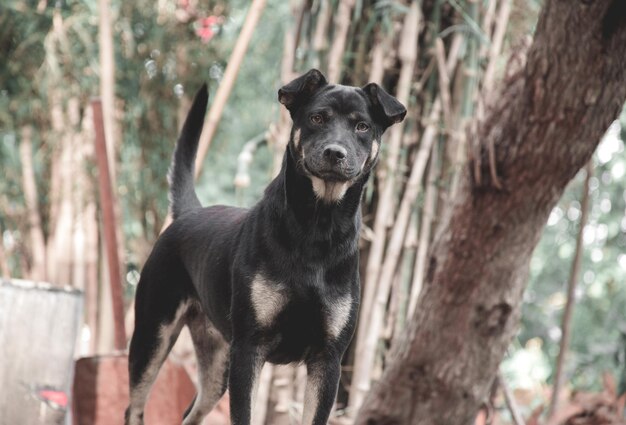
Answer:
[
  {"left": 548, "top": 162, "right": 593, "bottom": 418},
  {"left": 367, "top": 31, "right": 388, "bottom": 85},
  {"left": 312, "top": 0, "right": 331, "bottom": 52},
  {"left": 98, "top": 0, "right": 118, "bottom": 181},
  {"left": 479, "top": 0, "right": 498, "bottom": 59},
  {"left": 407, "top": 141, "right": 439, "bottom": 319},
  {"left": 266, "top": 365, "right": 295, "bottom": 425},
  {"left": 384, "top": 267, "right": 403, "bottom": 341},
  {"left": 435, "top": 38, "right": 452, "bottom": 129},
  {"left": 482, "top": 0, "right": 511, "bottom": 94},
  {"left": 19, "top": 125, "right": 47, "bottom": 282},
  {"left": 252, "top": 363, "right": 274, "bottom": 425},
  {"left": 234, "top": 132, "right": 268, "bottom": 191},
  {"left": 389, "top": 215, "right": 420, "bottom": 343},
  {"left": 70, "top": 96, "right": 88, "bottom": 290},
  {"left": 81, "top": 104, "right": 100, "bottom": 353},
  {"left": 194, "top": 0, "right": 268, "bottom": 178},
  {"left": 293, "top": 0, "right": 312, "bottom": 61},
  {"left": 0, "top": 224, "right": 10, "bottom": 280},
  {"left": 45, "top": 85, "right": 64, "bottom": 283},
  {"left": 50, "top": 108, "right": 75, "bottom": 287},
  {"left": 326, "top": 0, "right": 356, "bottom": 83}
]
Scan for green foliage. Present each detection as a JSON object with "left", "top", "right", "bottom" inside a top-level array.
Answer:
[
  {"left": 516, "top": 107, "right": 626, "bottom": 392},
  {"left": 0, "top": 0, "right": 290, "bottom": 271}
]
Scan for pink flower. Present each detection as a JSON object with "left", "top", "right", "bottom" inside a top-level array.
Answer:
[
  {"left": 196, "top": 26, "right": 214, "bottom": 43},
  {"left": 195, "top": 15, "right": 220, "bottom": 43}
]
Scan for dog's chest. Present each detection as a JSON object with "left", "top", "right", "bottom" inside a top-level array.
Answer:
[{"left": 250, "top": 274, "right": 352, "bottom": 352}]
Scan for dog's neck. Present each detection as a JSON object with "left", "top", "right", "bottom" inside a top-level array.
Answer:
[{"left": 262, "top": 144, "right": 368, "bottom": 246}]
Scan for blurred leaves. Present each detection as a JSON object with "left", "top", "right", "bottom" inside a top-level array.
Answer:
[{"left": 517, "top": 108, "right": 626, "bottom": 393}]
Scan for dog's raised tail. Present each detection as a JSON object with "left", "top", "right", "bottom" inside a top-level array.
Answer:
[{"left": 168, "top": 84, "right": 208, "bottom": 220}]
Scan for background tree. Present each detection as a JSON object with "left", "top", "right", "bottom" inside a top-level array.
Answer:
[{"left": 355, "top": 1, "right": 626, "bottom": 423}]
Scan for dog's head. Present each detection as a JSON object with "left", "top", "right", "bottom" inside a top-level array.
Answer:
[{"left": 279, "top": 69, "right": 406, "bottom": 203}]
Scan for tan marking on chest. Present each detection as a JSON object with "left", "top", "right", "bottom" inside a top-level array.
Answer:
[
  {"left": 250, "top": 275, "right": 287, "bottom": 327},
  {"left": 326, "top": 294, "right": 352, "bottom": 339},
  {"left": 310, "top": 176, "right": 350, "bottom": 203}
]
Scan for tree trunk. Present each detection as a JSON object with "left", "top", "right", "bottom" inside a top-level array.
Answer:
[{"left": 356, "top": 1, "right": 626, "bottom": 424}]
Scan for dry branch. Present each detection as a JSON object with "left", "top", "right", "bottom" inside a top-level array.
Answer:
[
  {"left": 194, "top": 0, "right": 268, "bottom": 178},
  {"left": 499, "top": 372, "right": 526, "bottom": 425},
  {"left": 548, "top": 161, "right": 593, "bottom": 418}
]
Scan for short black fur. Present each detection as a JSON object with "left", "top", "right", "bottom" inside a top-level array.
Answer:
[{"left": 125, "top": 69, "right": 406, "bottom": 425}]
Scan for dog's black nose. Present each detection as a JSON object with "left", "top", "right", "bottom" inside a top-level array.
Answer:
[{"left": 324, "top": 144, "right": 347, "bottom": 163}]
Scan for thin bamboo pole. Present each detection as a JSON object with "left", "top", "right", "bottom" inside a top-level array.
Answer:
[
  {"left": 482, "top": 0, "right": 511, "bottom": 94},
  {"left": 98, "top": 0, "right": 117, "bottom": 181},
  {"left": 367, "top": 32, "right": 388, "bottom": 85},
  {"left": 312, "top": 0, "right": 331, "bottom": 53},
  {"left": 435, "top": 38, "right": 452, "bottom": 129},
  {"left": 0, "top": 224, "right": 10, "bottom": 280},
  {"left": 326, "top": 0, "right": 355, "bottom": 83},
  {"left": 408, "top": 141, "right": 439, "bottom": 319},
  {"left": 194, "top": 0, "right": 268, "bottom": 179},
  {"left": 548, "top": 162, "right": 593, "bottom": 418},
  {"left": 93, "top": 98, "right": 127, "bottom": 351},
  {"left": 479, "top": 0, "right": 498, "bottom": 59},
  {"left": 252, "top": 364, "right": 274, "bottom": 425},
  {"left": 19, "top": 126, "right": 47, "bottom": 281}
]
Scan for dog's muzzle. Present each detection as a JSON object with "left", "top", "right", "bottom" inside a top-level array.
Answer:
[{"left": 304, "top": 144, "right": 360, "bottom": 182}]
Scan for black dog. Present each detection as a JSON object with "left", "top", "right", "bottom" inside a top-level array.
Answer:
[{"left": 125, "top": 69, "right": 405, "bottom": 425}]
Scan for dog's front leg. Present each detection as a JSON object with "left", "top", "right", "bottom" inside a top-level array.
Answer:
[
  {"left": 229, "top": 342, "right": 264, "bottom": 425},
  {"left": 302, "top": 355, "right": 342, "bottom": 425}
]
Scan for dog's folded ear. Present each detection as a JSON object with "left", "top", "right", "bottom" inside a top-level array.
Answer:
[
  {"left": 278, "top": 69, "right": 328, "bottom": 114},
  {"left": 362, "top": 83, "right": 407, "bottom": 128}
]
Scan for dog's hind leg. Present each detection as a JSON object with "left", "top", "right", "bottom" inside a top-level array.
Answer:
[
  {"left": 125, "top": 298, "right": 189, "bottom": 425},
  {"left": 182, "top": 304, "right": 230, "bottom": 425}
]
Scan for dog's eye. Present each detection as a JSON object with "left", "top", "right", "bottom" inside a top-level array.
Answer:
[
  {"left": 310, "top": 114, "right": 324, "bottom": 125},
  {"left": 356, "top": 122, "right": 370, "bottom": 132}
]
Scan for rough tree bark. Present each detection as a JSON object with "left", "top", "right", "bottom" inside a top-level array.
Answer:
[{"left": 356, "top": 1, "right": 626, "bottom": 424}]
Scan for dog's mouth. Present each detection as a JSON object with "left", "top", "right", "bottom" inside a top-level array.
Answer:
[{"left": 303, "top": 162, "right": 358, "bottom": 182}]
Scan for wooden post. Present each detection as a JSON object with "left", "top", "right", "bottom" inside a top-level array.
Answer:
[{"left": 92, "top": 98, "right": 126, "bottom": 351}]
